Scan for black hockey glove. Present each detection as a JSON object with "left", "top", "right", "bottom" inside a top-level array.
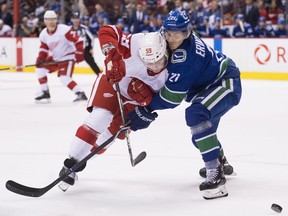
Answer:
[{"left": 127, "top": 106, "right": 158, "bottom": 131}]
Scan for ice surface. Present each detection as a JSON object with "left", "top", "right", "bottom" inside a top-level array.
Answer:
[{"left": 0, "top": 72, "right": 287, "bottom": 216}]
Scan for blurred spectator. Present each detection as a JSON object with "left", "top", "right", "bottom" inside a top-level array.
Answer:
[
  {"left": 0, "top": 3, "right": 13, "bottom": 27},
  {"left": 109, "top": 4, "right": 123, "bottom": 24},
  {"left": 122, "top": 0, "right": 135, "bottom": 21},
  {"left": 81, "top": 15, "right": 90, "bottom": 27},
  {"left": 219, "top": 0, "right": 234, "bottom": 14},
  {"left": 94, "top": 3, "right": 109, "bottom": 20},
  {"left": 186, "top": 1, "right": 195, "bottom": 17},
  {"left": 78, "top": 0, "right": 89, "bottom": 17},
  {"left": 123, "top": 26, "right": 130, "bottom": 34},
  {"left": 274, "top": 17, "right": 287, "bottom": 37},
  {"left": 267, "top": 0, "right": 283, "bottom": 24},
  {"left": 146, "top": 0, "right": 158, "bottom": 9},
  {"left": 0, "top": 18, "right": 12, "bottom": 37},
  {"left": 153, "top": 14, "right": 163, "bottom": 31},
  {"left": 195, "top": 15, "right": 211, "bottom": 37},
  {"left": 30, "top": 18, "right": 46, "bottom": 37},
  {"left": 27, "top": 12, "right": 39, "bottom": 28},
  {"left": 241, "top": 0, "right": 259, "bottom": 28},
  {"left": 174, "top": 0, "right": 184, "bottom": 11},
  {"left": 89, "top": 3, "right": 109, "bottom": 36},
  {"left": 46, "top": 0, "right": 61, "bottom": 13},
  {"left": 14, "top": 16, "right": 32, "bottom": 37},
  {"left": 129, "top": 2, "right": 147, "bottom": 33},
  {"left": 232, "top": 13, "right": 254, "bottom": 37},
  {"left": 20, "top": 1, "right": 34, "bottom": 19},
  {"left": 165, "top": 0, "right": 176, "bottom": 11},
  {"left": 138, "top": 14, "right": 154, "bottom": 33},
  {"left": 102, "top": 17, "right": 110, "bottom": 26},
  {"left": 191, "top": 0, "right": 206, "bottom": 26},
  {"left": 209, "top": 17, "right": 231, "bottom": 38},
  {"left": 205, "top": 0, "right": 221, "bottom": 27},
  {"left": 116, "top": 17, "right": 129, "bottom": 33},
  {"left": 35, "top": 1, "right": 46, "bottom": 17},
  {"left": 254, "top": 16, "right": 275, "bottom": 37},
  {"left": 257, "top": 0, "right": 268, "bottom": 20}
]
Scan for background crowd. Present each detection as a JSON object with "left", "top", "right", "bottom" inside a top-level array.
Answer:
[{"left": 0, "top": 0, "right": 287, "bottom": 38}]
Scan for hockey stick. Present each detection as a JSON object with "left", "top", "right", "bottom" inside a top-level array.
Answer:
[
  {"left": 5, "top": 126, "right": 130, "bottom": 198},
  {"left": 115, "top": 83, "right": 147, "bottom": 167},
  {"left": 0, "top": 59, "right": 74, "bottom": 71}
]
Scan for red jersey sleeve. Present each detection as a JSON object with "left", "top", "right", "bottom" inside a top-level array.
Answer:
[
  {"left": 98, "top": 25, "right": 131, "bottom": 59},
  {"left": 65, "top": 28, "right": 84, "bottom": 51},
  {"left": 37, "top": 41, "right": 49, "bottom": 59},
  {"left": 98, "top": 25, "right": 122, "bottom": 49}
]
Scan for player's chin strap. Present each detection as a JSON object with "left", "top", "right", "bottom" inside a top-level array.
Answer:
[
  {"left": 0, "top": 59, "right": 74, "bottom": 71},
  {"left": 114, "top": 83, "right": 147, "bottom": 167}
]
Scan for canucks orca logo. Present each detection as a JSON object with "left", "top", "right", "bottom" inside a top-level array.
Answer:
[{"left": 171, "top": 49, "right": 186, "bottom": 63}]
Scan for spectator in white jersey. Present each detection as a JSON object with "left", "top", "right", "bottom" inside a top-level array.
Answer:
[
  {"left": 34, "top": 10, "right": 88, "bottom": 103},
  {"left": 0, "top": 18, "right": 12, "bottom": 37}
]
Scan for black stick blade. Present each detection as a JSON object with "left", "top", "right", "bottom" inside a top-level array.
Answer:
[
  {"left": 133, "top": 151, "right": 147, "bottom": 166},
  {"left": 6, "top": 180, "right": 44, "bottom": 197}
]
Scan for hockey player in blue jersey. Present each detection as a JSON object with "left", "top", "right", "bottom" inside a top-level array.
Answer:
[
  {"left": 254, "top": 16, "right": 275, "bottom": 38},
  {"left": 232, "top": 14, "right": 254, "bottom": 38},
  {"left": 126, "top": 10, "right": 242, "bottom": 199}
]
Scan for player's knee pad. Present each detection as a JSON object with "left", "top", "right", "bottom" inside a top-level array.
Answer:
[
  {"left": 83, "top": 107, "right": 113, "bottom": 133},
  {"left": 35, "top": 67, "right": 49, "bottom": 78},
  {"left": 59, "top": 75, "right": 73, "bottom": 86},
  {"left": 91, "top": 129, "right": 115, "bottom": 155},
  {"left": 185, "top": 103, "right": 212, "bottom": 135},
  {"left": 75, "top": 124, "right": 100, "bottom": 145}
]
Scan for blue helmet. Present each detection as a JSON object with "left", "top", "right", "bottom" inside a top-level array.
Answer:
[
  {"left": 163, "top": 10, "right": 191, "bottom": 31},
  {"left": 258, "top": 16, "right": 266, "bottom": 23},
  {"left": 278, "top": 18, "right": 285, "bottom": 25}
]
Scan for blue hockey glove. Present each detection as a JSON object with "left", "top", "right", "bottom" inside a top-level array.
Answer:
[{"left": 127, "top": 106, "right": 158, "bottom": 131}]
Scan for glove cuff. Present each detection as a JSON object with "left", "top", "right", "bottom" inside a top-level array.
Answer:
[{"left": 101, "top": 43, "right": 115, "bottom": 56}]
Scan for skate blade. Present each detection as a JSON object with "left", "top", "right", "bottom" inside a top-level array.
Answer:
[
  {"left": 203, "top": 185, "right": 228, "bottom": 200},
  {"left": 58, "top": 182, "right": 70, "bottom": 192},
  {"left": 229, "top": 171, "right": 237, "bottom": 176},
  {"left": 35, "top": 99, "right": 51, "bottom": 104}
]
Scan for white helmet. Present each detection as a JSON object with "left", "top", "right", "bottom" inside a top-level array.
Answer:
[
  {"left": 44, "top": 10, "right": 57, "bottom": 19},
  {"left": 139, "top": 31, "right": 167, "bottom": 64}
]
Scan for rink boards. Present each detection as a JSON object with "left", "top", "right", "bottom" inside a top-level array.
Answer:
[{"left": 0, "top": 37, "right": 287, "bottom": 80}]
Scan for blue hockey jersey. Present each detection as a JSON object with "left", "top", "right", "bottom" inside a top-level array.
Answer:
[{"left": 149, "top": 33, "right": 240, "bottom": 110}]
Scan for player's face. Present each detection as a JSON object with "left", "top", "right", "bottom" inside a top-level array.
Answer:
[
  {"left": 71, "top": 18, "right": 80, "bottom": 27},
  {"left": 145, "top": 55, "right": 167, "bottom": 74},
  {"left": 164, "top": 30, "right": 185, "bottom": 50},
  {"left": 44, "top": 18, "right": 57, "bottom": 31}
]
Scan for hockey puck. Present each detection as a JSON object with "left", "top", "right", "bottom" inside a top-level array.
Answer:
[{"left": 271, "top": 203, "right": 282, "bottom": 213}]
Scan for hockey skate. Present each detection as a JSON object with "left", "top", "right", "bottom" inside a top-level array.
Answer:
[
  {"left": 199, "top": 156, "right": 235, "bottom": 178},
  {"left": 35, "top": 90, "right": 51, "bottom": 104},
  {"left": 58, "top": 158, "right": 86, "bottom": 192},
  {"left": 73, "top": 91, "right": 87, "bottom": 102},
  {"left": 199, "top": 164, "right": 228, "bottom": 200},
  {"left": 58, "top": 166, "right": 78, "bottom": 192}
]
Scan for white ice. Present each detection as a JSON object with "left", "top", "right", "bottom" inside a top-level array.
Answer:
[{"left": 0, "top": 72, "right": 287, "bottom": 216}]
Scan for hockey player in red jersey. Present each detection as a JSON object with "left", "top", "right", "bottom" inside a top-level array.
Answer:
[
  {"left": 58, "top": 25, "right": 168, "bottom": 191},
  {"left": 35, "top": 10, "right": 87, "bottom": 103}
]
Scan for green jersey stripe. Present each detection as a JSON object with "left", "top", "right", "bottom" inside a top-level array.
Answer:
[{"left": 160, "top": 85, "right": 187, "bottom": 104}]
